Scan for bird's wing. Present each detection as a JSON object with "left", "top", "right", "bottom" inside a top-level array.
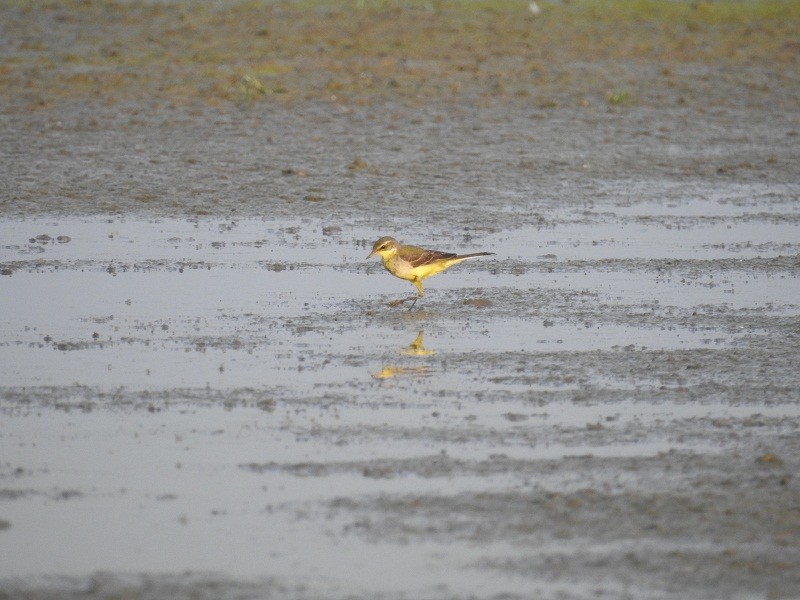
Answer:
[{"left": 400, "top": 246, "right": 458, "bottom": 268}]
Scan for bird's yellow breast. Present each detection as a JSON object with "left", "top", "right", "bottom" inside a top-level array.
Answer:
[{"left": 383, "top": 255, "right": 460, "bottom": 281}]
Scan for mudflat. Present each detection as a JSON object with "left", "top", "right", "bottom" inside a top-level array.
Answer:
[{"left": 1, "top": 2, "right": 799, "bottom": 598}]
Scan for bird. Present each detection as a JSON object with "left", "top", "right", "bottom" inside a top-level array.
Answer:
[{"left": 367, "top": 236, "right": 494, "bottom": 307}]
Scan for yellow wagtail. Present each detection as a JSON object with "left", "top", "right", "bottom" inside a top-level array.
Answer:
[{"left": 367, "top": 236, "right": 494, "bottom": 307}]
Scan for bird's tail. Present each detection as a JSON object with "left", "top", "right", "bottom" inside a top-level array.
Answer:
[{"left": 455, "top": 252, "right": 495, "bottom": 260}]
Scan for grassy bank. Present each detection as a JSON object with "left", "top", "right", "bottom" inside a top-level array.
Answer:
[{"left": 2, "top": 0, "right": 798, "bottom": 106}]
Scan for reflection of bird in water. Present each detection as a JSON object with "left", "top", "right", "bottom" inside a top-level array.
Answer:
[
  {"left": 404, "top": 330, "right": 434, "bottom": 356},
  {"left": 372, "top": 365, "right": 431, "bottom": 379},
  {"left": 372, "top": 331, "right": 435, "bottom": 379},
  {"left": 367, "top": 236, "right": 494, "bottom": 308}
]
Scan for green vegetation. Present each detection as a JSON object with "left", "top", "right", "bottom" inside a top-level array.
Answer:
[
  {"left": 2, "top": 0, "right": 797, "bottom": 106},
  {"left": 607, "top": 89, "right": 631, "bottom": 105}
]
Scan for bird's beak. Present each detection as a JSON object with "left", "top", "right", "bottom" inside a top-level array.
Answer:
[{"left": 367, "top": 250, "right": 376, "bottom": 259}]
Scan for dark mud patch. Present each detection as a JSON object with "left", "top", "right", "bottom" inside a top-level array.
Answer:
[
  {"left": 0, "top": 386, "right": 282, "bottom": 414},
  {"left": 0, "top": 573, "right": 313, "bottom": 600},
  {"left": 322, "top": 452, "right": 800, "bottom": 598}
]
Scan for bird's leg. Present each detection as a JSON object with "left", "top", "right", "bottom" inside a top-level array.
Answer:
[
  {"left": 387, "top": 279, "right": 424, "bottom": 309},
  {"left": 387, "top": 297, "right": 417, "bottom": 308},
  {"left": 413, "top": 279, "right": 424, "bottom": 297},
  {"left": 406, "top": 278, "right": 426, "bottom": 310}
]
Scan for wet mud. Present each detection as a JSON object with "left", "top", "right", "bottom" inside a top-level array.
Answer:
[{"left": 2, "top": 1, "right": 800, "bottom": 599}]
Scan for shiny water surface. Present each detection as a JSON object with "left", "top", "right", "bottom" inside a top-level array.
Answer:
[{"left": 1, "top": 206, "right": 799, "bottom": 597}]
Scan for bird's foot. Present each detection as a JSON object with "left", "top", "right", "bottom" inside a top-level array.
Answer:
[{"left": 387, "top": 296, "right": 419, "bottom": 309}]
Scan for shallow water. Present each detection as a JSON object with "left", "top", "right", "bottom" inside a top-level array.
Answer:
[
  {"left": 2, "top": 200, "right": 799, "bottom": 597},
  {"left": 2, "top": 214, "right": 797, "bottom": 391}
]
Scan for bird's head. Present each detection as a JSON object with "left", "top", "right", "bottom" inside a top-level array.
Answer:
[{"left": 367, "top": 236, "right": 399, "bottom": 259}]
